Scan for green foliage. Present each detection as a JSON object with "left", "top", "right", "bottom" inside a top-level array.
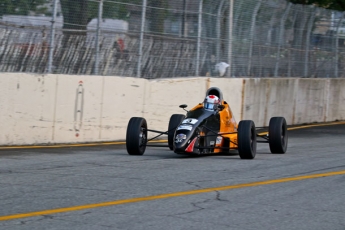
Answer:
[
  {"left": 147, "top": 0, "right": 168, "bottom": 33},
  {"left": 58, "top": 0, "right": 168, "bottom": 34},
  {"left": 60, "top": 0, "right": 143, "bottom": 31},
  {"left": 288, "top": 0, "right": 345, "bottom": 11},
  {"left": 0, "top": 0, "right": 49, "bottom": 16},
  {"left": 88, "top": 0, "right": 141, "bottom": 21},
  {"left": 59, "top": 0, "right": 144, "bottom": 34}
]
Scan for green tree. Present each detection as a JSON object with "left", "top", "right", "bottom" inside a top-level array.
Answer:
[
  {"left": 60, "top": 0, "right": 139, "bottom": 35},
  {"left": 148, "top": 0, "right": 168, "bottom": 34},
  {"left": 59, "top": 0, "right": 168, "bottom": 34},
  {"left": 288, "top": 0, "right": 345, "bottom": 11},
  {"left": 0, "top": 0, "right": 49, "bottom": 17},
  {"left": 60, "top": 0, "right": 90, "bottom": 35}
]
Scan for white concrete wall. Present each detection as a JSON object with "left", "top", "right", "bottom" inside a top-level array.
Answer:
[
  {"left": 324, "top": 79, "right": 345, "bottom": 122},
  {"left": 143, "top": 77, "right": 207, "bottom": 132},
  {"left": 0, "top": 73, "right": 56, "bottom": 145},
  {"left": 0, "top": 73, "right": 344, "bottom": 146}
]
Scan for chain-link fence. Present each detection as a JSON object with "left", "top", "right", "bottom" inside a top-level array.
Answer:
[{"left": 0, "top": 0, "right": 345, "bottom": 78}]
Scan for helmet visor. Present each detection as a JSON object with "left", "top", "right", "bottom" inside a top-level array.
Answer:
[{"left": 204, "top": 102, "right": 215, "bottom": 110}]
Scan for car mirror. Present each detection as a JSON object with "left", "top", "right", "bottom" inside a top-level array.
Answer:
[{"left": 179, "top": 104, "right": 188, "bottom": 112}]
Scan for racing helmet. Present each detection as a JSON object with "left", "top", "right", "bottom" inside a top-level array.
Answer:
[{"left": 204, "top": 95, "right": 220, "bottom": 111}]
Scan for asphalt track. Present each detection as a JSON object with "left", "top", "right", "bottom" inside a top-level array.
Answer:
[{"left": 0, "top": 122, "right": 344, "bottom": 230}]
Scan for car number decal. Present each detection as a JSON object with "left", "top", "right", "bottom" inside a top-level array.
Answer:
[
  {"left": 175, "top": 134, "right": 187, "bottom": 143},
  {"left": 216, "top": 136, "right": 222, "bottom": 144},
  {"left": 182, "top": 118, "right": 198, "bottom": 125},
  {"left": 177, "top": 125, "right": 193, "bottom": 131}
]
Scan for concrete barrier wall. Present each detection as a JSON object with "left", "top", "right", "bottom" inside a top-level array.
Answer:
[
  {"left": 240, "top": 78, "right": 345, "bottom": 126},
  {"left": 0, "top": 73, "right": 344, "bottom": 146},
  {"left": 327, "top": 79, "right": 345, "bottom": 122}
]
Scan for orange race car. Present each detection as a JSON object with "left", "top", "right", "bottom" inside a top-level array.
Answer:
[{"left": 126, "top": 87, "right": 288, "bottom": 159}]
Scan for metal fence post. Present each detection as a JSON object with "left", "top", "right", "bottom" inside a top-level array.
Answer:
[
  {"left": 137, "top": 0, "right": 147, "bottom": 78},
  {"left": 227, "top": 0, "right": 233, "bottom": 78},
  {"left": 248, "top": 0, "right": 262, "bottom": 76},
  {"left": 304, "top": 7, "right": 315, "bottom": 78},
  {"left": 181, "top": 0, "right": 187, "bottom": 37},
  {"left": 335, "top": 12, "right": 344, "bottom": 78},
  {"left": 47, "top": 0, "right": 58, "bottom": 74},
  {"left": 94, "top": 0, "right": 103, "bottom": 75},
  {"left": 196, "top": 0, "right": 203, "bottom": 76},
  {"left": 288, "top": 9, "right": 298, "bottom": 77},
  {"left": 274, "top": 2, "right": 291, "bottom": 77},
  {"left": 216, "top": 0, "right": 225, "bottom": 63}
]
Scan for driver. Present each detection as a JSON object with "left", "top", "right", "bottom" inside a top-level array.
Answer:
[{"left": 204, "top": 95, "right": 220, "bottom": 111}]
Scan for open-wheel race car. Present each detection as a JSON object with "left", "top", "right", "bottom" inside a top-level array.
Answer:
[{"left": 126, "top": 87, "right": 288, "bottom": 159}]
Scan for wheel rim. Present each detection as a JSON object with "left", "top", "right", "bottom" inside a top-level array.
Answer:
[
  {"left": 139, "top": 127, "right": 147, "bottom": 152},
  {"left": 251, "top": 127, "right": 255, "bottom": 150},
  {"left": 281, "top": 124, "right": 286, "bottom": 146}
]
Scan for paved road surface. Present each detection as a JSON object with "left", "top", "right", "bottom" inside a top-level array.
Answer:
[{"left": 0, "top": 123, "right": 344, "bottom": 230}]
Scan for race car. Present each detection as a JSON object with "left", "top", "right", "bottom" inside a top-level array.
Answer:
[{"left": 126, "top": 87, "right": 288, "bottom": 159}]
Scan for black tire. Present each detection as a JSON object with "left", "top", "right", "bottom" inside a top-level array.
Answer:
[
  {"left": 168, "top": 114, "right": 186, "bottom": 150},
  {"left": 237, "top": 120, "right": 257, "bottom": 159},
  {"left": 126, "top": 117, "right": 147, "bottom": 155},
  {"left": 269, "top": 117, "right": 288, "bottom": 154}
]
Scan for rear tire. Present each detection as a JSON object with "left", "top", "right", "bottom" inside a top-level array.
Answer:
[
  {"left": 126, "top": 117, "right": 147, "bottom": 155},
  {"left": 168, "top": 114, "right": 186, "bottom": 150},
  {"left": 237, "top": 120, "right": 257, "bottom": 159},
  {"left": 269, "top": 117, "right": 288, "bottom": 154}
]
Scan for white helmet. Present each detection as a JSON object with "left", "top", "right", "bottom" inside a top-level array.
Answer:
[{"left": 204, "top": 95, "right": 220, "bottom": 111}]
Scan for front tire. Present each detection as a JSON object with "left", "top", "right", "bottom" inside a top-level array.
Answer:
[
  {"left": 269, "top": 117, "right": 288, "bottom": 154},
  {"left": 237, "top": 120, "right": 257, "bottom": 159},
  {"left": 126, "top": 117, "right": 147, "bottom": 155},
  {"left": 168, "top": 114, "right": 186, "bottom": 150}
]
